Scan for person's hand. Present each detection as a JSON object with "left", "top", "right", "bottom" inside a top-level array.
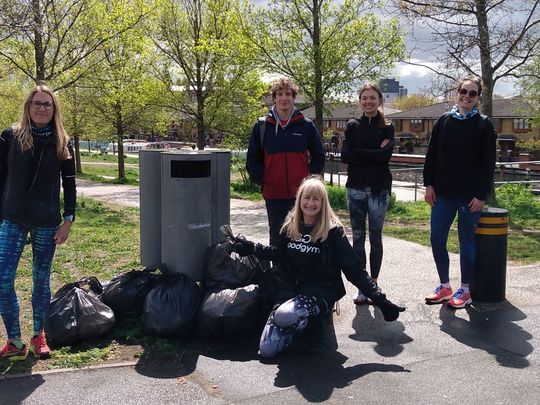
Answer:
[
  {"left": 377, "top": 299, "right": 406, "bottom": 322},
  {"left": 425, "top": 185, "right": 436, "bottom": 207},
  {"left": 54, "top": 221, "right": 72, "bottom": 245},
  {"left": 468, "top": 198, "right": 485, "bottom": 213},
  {"left": 233, "top": 238, "right": 255, "bottom": 256},
  {"left": 380, "top": 139, "right": 390, "bottom": 148}
]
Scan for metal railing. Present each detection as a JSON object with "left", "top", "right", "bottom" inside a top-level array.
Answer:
[{"left": 324, "top": 156, "right": 540, "bottom": 201}]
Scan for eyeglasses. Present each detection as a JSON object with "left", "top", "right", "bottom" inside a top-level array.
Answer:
[
  {"left": 30, "top": 101, "right": 54, "bottom": 110},
  {"left": 458, "top": 88, "right": 479, "bottom": 97}
]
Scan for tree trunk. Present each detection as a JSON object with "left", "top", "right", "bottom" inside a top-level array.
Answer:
[
  {"left": 312, "top": 0, "right": 324, "bottom": 140},
  {"left": 32, "top": 0, "right": 45, "bottom": 81},
  {"left": 475, "top": 0, "right": 494, "bottom": 119},
  {"left": 114, "top": 103, "right": 125, "bottom": 180},
  {"left": 74, "top": 134, "right": 82, "bottom": 174},
  {"left": 475, "top": 0, "right": 496, "bottom": 203}
]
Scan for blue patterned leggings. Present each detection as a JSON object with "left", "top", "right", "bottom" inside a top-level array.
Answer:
[
  {"left": 259, "top": 295, "right": 326, "bottom": 358},
  {"left": 0, "top": 220, "right": 57, "bottom": 339}
]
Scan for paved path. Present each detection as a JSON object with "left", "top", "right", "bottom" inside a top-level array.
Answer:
[{"left": 2, "top": 180, "right": 539, "bottom": 404}]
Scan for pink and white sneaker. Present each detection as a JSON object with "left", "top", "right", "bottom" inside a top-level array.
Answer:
[{"left": 447, "top": 288, "right": 472, "bottom": 309}]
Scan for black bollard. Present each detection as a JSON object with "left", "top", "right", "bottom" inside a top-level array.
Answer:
[{"left": 471, "top": 207, "right": 509, "bottom": 302}]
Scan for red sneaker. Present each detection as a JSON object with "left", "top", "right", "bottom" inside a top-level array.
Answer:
[
  {"left": 447, "top": 288, "right": 472, "bottom": 309},
  {"left": 30, "top": 332, "right": 51, "bottom": 359},
  {"left": 0, "top": 339, "right": 28, "bottom": 361},
  {"left": 425, "top": 285, "right": 453, "bottom": 304}
]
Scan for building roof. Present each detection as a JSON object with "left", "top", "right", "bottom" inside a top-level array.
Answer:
[
  {"left": 302, "top": 103, "right": 400, "bottom": 120},
  {"left": 386, "top": 97, "right": 533, "bottom": 120}
]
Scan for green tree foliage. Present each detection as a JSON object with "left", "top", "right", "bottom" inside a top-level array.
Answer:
[
  {"left": 0, "top": 68, "right": 31, "bottom": 128},
  {"left": 154, "top": 0, "right": 266, "bottom": 150},
  {"left": 392, "top": 93, "right": 434, "bottom": 111},
  {"left": 519, "top": 55, "right": 540, "bottom": 128},
  {"left": 396, "top": 0, "right": 540, "bottom": 118},
  {"left": 68, "top": 1, "right": 166, "bottom": 179},
  {"left": 246, "top": 0, "right": 405, "bottom": 136},
  {"left": 0, "top": 0, "right": 148, "bottom": 89}
]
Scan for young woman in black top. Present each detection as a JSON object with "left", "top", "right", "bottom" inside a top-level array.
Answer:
[
  {"left": 233, "top": 176, "right": 404, "bottom": 358},
  {"left": 340, "top": 83, "right": 394, "bottom": 305}
]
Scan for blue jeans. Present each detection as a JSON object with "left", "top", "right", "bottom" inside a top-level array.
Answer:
[
  {"left": 347, "top": 187, "right": 389, "bottom": 279},
  {"left": 0, "top": 220, "right": 57, "bottom": 339},
  {"left": 430, "top": 197, "right": 482, "bottom": 285}
]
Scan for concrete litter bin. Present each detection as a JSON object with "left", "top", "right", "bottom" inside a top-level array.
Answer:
[
  {"left": 471, "top": 207, "right": 509, "bottom": 302},
  {"left": 140, "top": 149, "right": 230, "bottom": 281}
]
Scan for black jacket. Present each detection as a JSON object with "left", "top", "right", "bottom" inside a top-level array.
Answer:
[
  {"left": 423, "top": 113, "right": 496, "bottom": 201},
  {"left": 0, "top": 127, "right": 76, "bottom": 227},
  {"left": 340, "top": 114, "right": 394, "bottom": 193},
  {"left": 252, "top": 225, "right": 386, "bottom": 306}
]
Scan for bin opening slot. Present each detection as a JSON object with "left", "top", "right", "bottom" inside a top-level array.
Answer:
[{"left": 170, "top": 160, "right": 211, "bottom": 178}]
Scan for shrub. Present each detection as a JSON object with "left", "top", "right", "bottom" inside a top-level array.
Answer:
[
  {"left": 495, "top": 183, "right": 540, "bottom": 220},
  {"left": 326, "top": 184, "right": 347, "bottom": 210}
]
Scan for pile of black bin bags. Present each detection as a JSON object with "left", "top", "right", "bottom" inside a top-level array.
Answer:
[{"left": 44, "top": 240, "right": 273, "bottom": 347}]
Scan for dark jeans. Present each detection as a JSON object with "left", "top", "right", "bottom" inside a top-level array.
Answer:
[
  {"left": 430, "top": 196, "right": 482, "bottom": 285},
  {"left": 347, "top": 187, "right": 389, "bottom": 279},
  {"left": 265, "top": 199, "right": 295, "bottom": 245}
]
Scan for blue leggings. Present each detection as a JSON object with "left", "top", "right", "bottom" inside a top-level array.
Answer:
[{"left": 0, "top": 220, "right": 57, "bottom": 339}]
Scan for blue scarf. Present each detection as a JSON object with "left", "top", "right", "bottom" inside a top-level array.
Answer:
[
  {"left": 31, "top": 125, "right": 54, "bottom": 143},
  {"left": 449, "top": 105, "right": 479, "bottom": 120}
]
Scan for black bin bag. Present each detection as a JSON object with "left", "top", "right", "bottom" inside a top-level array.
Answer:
[
  {"left": 141, "top": 273, "right": 203, "bottom": 339},
  {"left": 197, "top": 284, "right": 260, "bottom": 340},
  {"left": 45, "top": 277, "right": 115, "bottom": 347},
  {"left": 100, "top": 267, "right": 160, "bottom": 318},
  {"left": 205, "top": 240, "right": 269, "bottom": 291}
]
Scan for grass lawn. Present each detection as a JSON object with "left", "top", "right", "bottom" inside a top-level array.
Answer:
[{"left": 0, "top": 198, "right": 147, "bottom": 374}]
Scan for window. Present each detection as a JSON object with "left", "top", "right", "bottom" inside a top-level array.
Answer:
[
  {"left": 323, "top": 120, "right": 330, "bottom": 128},
  {"left": 410, "top": 119, "right": 423, "bottom": 131},
  {"left": 392, "top": 119, "right": 402, "bottom": 131},
  {"left": 513, "top": 118, "right": 531, "bottom": 130},
  {"left": 493, "top": 118, "right": 502, "bottom": 132},
  {"left": 336, "top": 120, "right": 346, "bottom": 129}
]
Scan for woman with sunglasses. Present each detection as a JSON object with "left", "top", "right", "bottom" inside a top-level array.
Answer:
[
  {"left": 423, "top": 76, "right": 496, "bottom": 308},
  {"left": 0, "top": 84, "right": 76, "bottom": 360}
]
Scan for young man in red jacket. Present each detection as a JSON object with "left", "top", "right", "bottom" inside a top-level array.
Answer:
[{"left": 247, "top": 78, "right": 325, "bottom": 245}]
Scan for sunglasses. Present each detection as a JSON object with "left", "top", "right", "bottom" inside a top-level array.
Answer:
[
  {"left": 30, "top": 101, "right": 54, "bottom": 110},
  {"left": 458, "top": 88, "right": 479, "bottom": 97}
]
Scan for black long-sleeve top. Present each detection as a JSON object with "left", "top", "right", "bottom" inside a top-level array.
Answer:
[
  {"left": 340, "top": 113, "right": 395, "bottom": 193},
  {"left": 423, "top": 113, "right": 496, "bottom": 201},
  {"left": 251, "top": 224, "right": 386, "bottom": 306},
  {"left": 0, "top": 127, "right": 77, "bottom": 227}
]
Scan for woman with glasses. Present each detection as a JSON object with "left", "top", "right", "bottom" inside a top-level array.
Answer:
[
  {"left": 0, "top": 84, "right": 76, "bottom": 360},
  {"left": 423, "top": 76, "right": 496, "bottom": 308}
]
